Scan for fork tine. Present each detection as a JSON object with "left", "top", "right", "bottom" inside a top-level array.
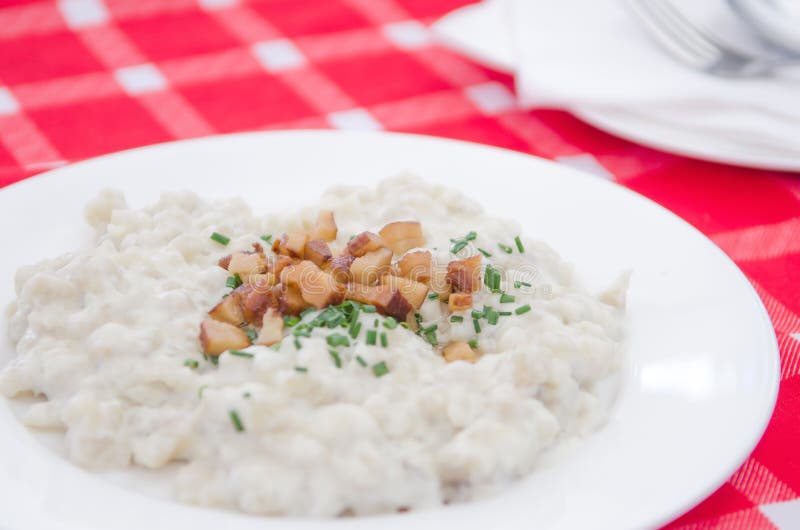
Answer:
[
  {"left": 639, "top": 0, "right": 719, "bottom": 61},
  {"left": 628, "top": 0, "right": 714, "bottom": 66},
  {"left": 644, "top": 0, "right": 722, "bottom": 57}
]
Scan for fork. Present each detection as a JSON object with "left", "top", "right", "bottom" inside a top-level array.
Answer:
[{"left": 625, "top": 0, "right": 798, "bottom": 78}]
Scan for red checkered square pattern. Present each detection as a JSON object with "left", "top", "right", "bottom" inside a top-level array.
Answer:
[{"left": 0, "top": 0, "right": 798, "bottom": 528}]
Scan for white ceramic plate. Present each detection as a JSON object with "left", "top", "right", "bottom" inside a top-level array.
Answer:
[
  {"left": 433, "top": 1, "right": 800, "bottom": 173},
  {"left": 0, "top": 131, "right": 779, "bottom": 530}
]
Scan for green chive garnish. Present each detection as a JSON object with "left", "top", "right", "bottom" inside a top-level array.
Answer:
[
  {"left": 515, "top": 304, "right": 532, "bottom": 315},
  {"left": 514, "top": 280, "right": 532, "bottom": 288},
  {"left": 229, "top": 410, "right": 244, "bottom": 432},
  {"left": 485, "top": 307, "right": 499, "bottom": 325},
  {"left": 362, "top": 305, "right": 377, "bottom": 313},
  {"left": 498, "top": 243, "right": 513, "bottom": 254},
  {"left": 294, "top": 366, "right": 308, "bottom": 373},
  {"left": 468, "top": 339, "right": 478, "bottom": 349},
  {"left": 349, "top": 321, "right": 362, "bottom": 339},
  {"left": 471, "top": 309, "right": 483, "bottom": 320},
  {"left": 366, "top": 329, "right": 377, "bottom": 346},
  {"left": 284, "top": 315, "right": 300, "bottom": 327},
  {"left": 484, "top": 264, "right": 501, "bottom": 291},
  {"left": 380, "top": 332, "right": 388, "bottom": 347},
  {"left": 372, "top": 361, "right": 389, "bottom": 377},
  {"left": 450, "top": 315, "right": 464, "bottom": 323},
  {"left": 425, "top": 330, "right": 438, "bottom": 346},
  {"left": 260, "top": 234, "right": 272, "bottom": 243},
  {"left": 328, "top": 349, "right": 342, "bottom": 368},
  {"left": 451, "top": 240, "right": 468, "bottom": 254},
  {"left": 211, "top": 232, "right": 230, "bottom": 246},
  {"left": 300, "top": 307, "right": 315, "bottom": 318},
  {"left": 270, "top": 342, "right": 281, "bottom": 351},
  {"left": 184, "top": 359, "right": 199, "bottom": 369},
  {"left": 226, "top": 273, "right": 243, "bottom": 289},
  {"left": 427, "top": 292, "right": 439, "bottom": 300},
  {"left": 294, "top": 338, "right": 302, "bottom": 349},
  {"left": 356, "top": 355, "right": 368, "bottom": 367},
  {"left": 229, "top": 350, "right": 254, "bottom": 358},
  {"left": 244, "top": 328, "right": 257, "bottom": 343},
  {"left": 473, "top": 318, "right": 481, "bottom": 333},
  {"left": 326, "top": 333, "right": 350, "bottom": 348},
  {"left": 514, "top": 235, "right": 524, "bottom": 253},
  {"left": 477, "top": 248, "right": 492, "bottom": 258},
  {"left": 465, "top": 231, "right": 477, "bottom": 241},
  {"left": 499, "top": 311, "right": 512, "bottom": 316},
  {"left": 383, "top": 317, "right": 398, "bottom": 329},
  {"left": 500, "top": 293, "right": 515, "bottom": 303},
  {"left": 292, "top": 326, "right": 311, "bottom": 338},
  {"left": 198, "top": 385, "right": 208, "bottom": 398}
]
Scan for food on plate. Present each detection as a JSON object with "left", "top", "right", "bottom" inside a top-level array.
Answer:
[{"left": 1, "top": 177, "right": 626, "bottom": 517}]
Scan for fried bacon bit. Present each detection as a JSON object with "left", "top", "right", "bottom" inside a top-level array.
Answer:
[
  {"left": 281, "top": 260, "right": 344, "bottom": 309},
  {"left": 350, "top": 247, "right": 393, "bottom": 285},
  {"left": 256, "top": 308, "right": 283, "bottom": 346},
  {"left": 379, "top": 275, "right": 429, "bottom": 310},
  {"left": 379, "top": 221, "right": 425, "bottom": 255},
  {"left": 231, "top": 283, "right": 281, "bottom": 324},
  {"left": 313, "top": 210, "right": 337, "bottom": 242},
  {"left": 208, "top": 296, "right": 245, "bottom": 326},
  {"left": 329, "top": 252, "right": 356, "bottom": 283},
  {"left": 200, "top": 319, "right": 250, "bottom": 355},
  {"left": 442, "top": 341, "right": 480, "bottom": 363},
  {"left": 304, "top": 239, "right": 332, "bottom": 268},
  {"left": 396, "top": 250, "right": 431, "bottom": 282},
  {"left": 345, "top": 284, "right": 413, "bottom": 321},
  {"left": 279, "top": 283, "right": 309, "bottom": 316},
  {"left": 446, "top": 255, "right": 482, "bottom": 293},
  {"left": 346, "top": 231, "right": 386, "bottom": 257},
  {"left": 266, "top": 254, "right": 295, "bottom": 277},
  {"left": 227, "top": 252, "right": 267, "bottom": 276},
  {"left": 448, "top": 292, "right": 473, "bottom": 312}
]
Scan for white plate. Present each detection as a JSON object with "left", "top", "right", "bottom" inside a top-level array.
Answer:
[
  {"left": 0, "top": 131, "right": 779, "bottom": 530},
  {"left": 433, "top": 1, "right": 800, "bottom": 173}
]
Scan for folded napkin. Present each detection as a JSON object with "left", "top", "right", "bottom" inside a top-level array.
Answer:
[{"left": 433, "top": 0, "right": 800, "bottom": 160}]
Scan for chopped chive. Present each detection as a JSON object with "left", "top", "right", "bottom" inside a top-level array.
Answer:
[
  {"left": 198, "top": 384, "right": 208, "bottom": 398},
  {"left": 229, "top": 349, "right": 254, "bottom": 358},
  {"left": 270, "top": 342, "right": 281, "bottom": 351},
  {"left": 498, "top": 243, "right": 513, "bottom": 254},
  {"left": 471, "top": 310, "right": 483, "bottom": 320},
  {"left": 366, "top": 329, "right": 377, "bottom": 346},
  {"left": 300, "top": 307, "right": 315, "bottom": 318},
  {"left": 229, "top": 410, "right": 244, "bottom": 432},
  {"left": 184, "top": 359, "right": 199, "bottom": 369},
  {"left": 514, "top": 235, "right": 525, "bottom": 253},
  {"left": 380, "top": 332, "right": 388, "bottom": 347},
  {"left": 424, "top": 330, "right": 438, "bottom": 346},
  {"left": 294, "top": 338, "right": 302, "bottom": 349},
  {"left": 514, "top": 280, "right": 532, "bottom": 288},
  {"left": 498, "top": 311, "right": 512, "bottom": 316},
  {"left": 427, "top": 292, "right": 439, "bottom": 300},
  {"left": 400, "top": 322, "right": 410, "bottom": 329},
  {"left": 260, "top": 234, "right": 272, "bottom": 243},
  {"left": 362, "top": 305, "right": 377, "bottom": 313},
  {"left": 356, "top": 355, "right": 368, "bottom": 367},
  {"left": 226, "top": 273, "right": 243, "bottom": 289},
  {"left": 451, "top": 240, "right": 468, "bottom": 254},
  {"left": 211, "top": 232, "right": 230, "bottom": 246},
  {"left": 372, "top": 361, "right": 389, "bottom": 377},
  {"left": 515, "top": 304, "right": 532, "bottom": 315},
  {"left": 326, "top": 333, "right": 350, "bottom": 348},
  {"left": 374, "top": 318, "right": 379, "bottom": 328},
  {"left": 477, "top": 248, "right": 492, "bottom": 258},
  {"left": 450, "top": 315, "right": 464, "bottom": 323},
  {"left": 349, "top": 321, "right": 362, "bottom": 339},
  {"left": 292, "top": 327, "right": 311, "bottom": 338},
  {"left": 294, "top": 366, "right": 308, "bottom": 373},
  {"left": 328, "top": 349, "right": 342, "bottom": 368},
  {"left": 243, "top": 392, "right": 251, "bottom": 399},
  {"left": 484, "top": 264, "right": 501, "bottom": 291},
  {"left": 473, "top": 318, "right": 482, "bottom": 333},
  {"left": 383, "top": 316, "right": 398, "bottom": 329},
  {"left": 465, "top": 231, "right": 477, "bottom": 241},
  {"left": 206, "top": 354, "right": 219, "bottom": 366},
  {"left": 500, "top": 293, "right": 515, "bottom": 303},
  {"left": 244, "top": 328, "right": 257, "bottom": 343},
  {"left": 326, "top": 313, "right": 345, "bottom": 328},
  {"left": 284, "top": 315, "right": 300, "bottom": 327},
  {"left": 485, "top": 308, "right": 499, "bottom": 325},
  {"left": 468, "top": 339, "right": 478, "bottom": 349}
]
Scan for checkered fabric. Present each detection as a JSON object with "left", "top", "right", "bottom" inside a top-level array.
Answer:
[{"left": 0, "top": 0, "right": 798, "bottom": 528}]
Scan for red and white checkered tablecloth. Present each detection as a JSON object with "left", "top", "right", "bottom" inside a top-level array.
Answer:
[{"left": 0, "top": 0, "right": 798, "bottom": 528}]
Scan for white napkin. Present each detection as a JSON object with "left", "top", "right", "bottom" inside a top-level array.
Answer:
[{"left": 433, "top": 0, "right": 800, "bottom": 159}]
